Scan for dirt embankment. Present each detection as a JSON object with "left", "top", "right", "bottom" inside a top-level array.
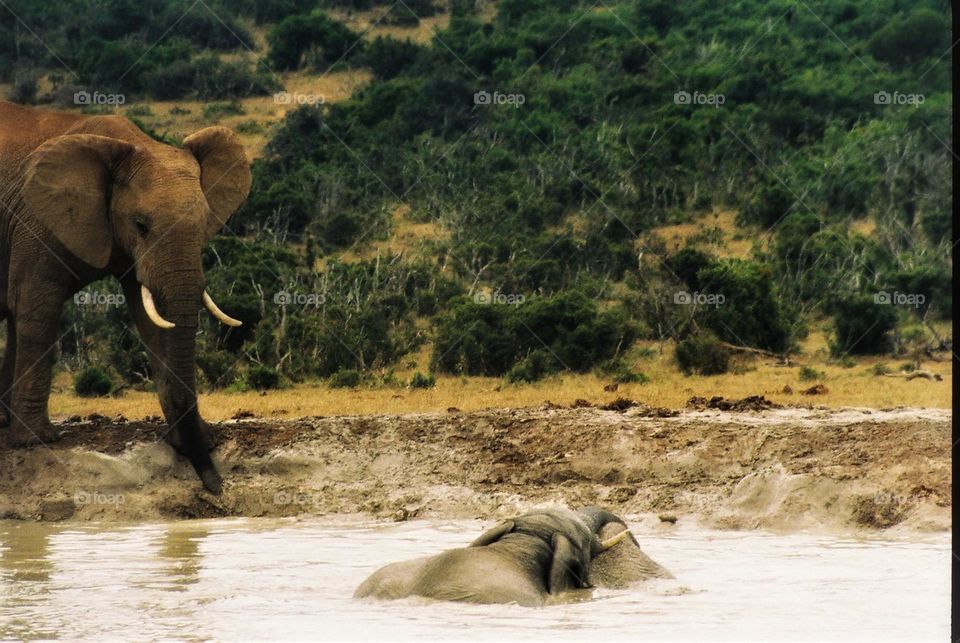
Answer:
[{"left": 0, "top": 403, "right": 950, "bottom": 531}]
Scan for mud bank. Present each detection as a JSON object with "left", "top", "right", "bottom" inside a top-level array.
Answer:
[{"left": 0, "top": 405, "right": 950, "bottom": 531}]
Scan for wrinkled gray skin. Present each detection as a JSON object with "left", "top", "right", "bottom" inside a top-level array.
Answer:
[{"left": 354, "top": 507, "right": 671, "bottom": 606}]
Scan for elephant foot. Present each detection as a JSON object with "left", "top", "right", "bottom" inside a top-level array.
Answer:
[
  {"left": 162, "top": 421, "right": 222, "bottom": 494},
  {"left": 0, "top": 408, "right": 9, "bottom": 427},
  {"left": 199, "top": 467, "right": 223, "bottom": 495},
  {"left": 7, "top": 419, "right": 61, "bottom": 447}
]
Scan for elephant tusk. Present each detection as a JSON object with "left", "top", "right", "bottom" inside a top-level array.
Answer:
[
  {"left": 140, "top": 285, "right": 176, "bottom": 329},
  {"left": 203, "top": 290, "right": 242, "bottom": 327},
  {"left": 599, "top": 529, "right": 632, "bottom": 551}
]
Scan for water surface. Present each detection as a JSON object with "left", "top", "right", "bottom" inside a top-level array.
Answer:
[{"left": 0, "top": 518, "right": 949, "bottom": 641}]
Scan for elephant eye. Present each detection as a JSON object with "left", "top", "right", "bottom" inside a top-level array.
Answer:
[{"left": 134, "top": 217, "right": 150, "bottom": 237}]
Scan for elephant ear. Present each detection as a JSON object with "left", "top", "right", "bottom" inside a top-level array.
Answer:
[
  {"left": 21, "top": 134, "right": 136, "bottom": 269},
  {"left": 468, "top": 520, "right": 515, "bottom": 547},
  {"left": 182, "top": 127, "right": 251, "bottom": 240},
  {"left": 547, "top": 533, "right": 588, "bottom": 594}
]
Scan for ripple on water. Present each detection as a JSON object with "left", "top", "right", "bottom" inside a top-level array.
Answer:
[{"left": 0, "top": 519, "right": 950, "bottom": 641}]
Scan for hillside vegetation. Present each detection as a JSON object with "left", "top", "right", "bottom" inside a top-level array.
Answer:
[{"left": 2, "top": 0, "right": 952, "bottom": 403}]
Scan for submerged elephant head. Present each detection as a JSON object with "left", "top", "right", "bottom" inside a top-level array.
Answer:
[
  {"left": 578, "top": 506, "right": 673, "bottom": 588},
  {"left": 467, "top": 507, "right": 635, "bottom": 594},
  {"left": 20, "top": 118, "right": 250, "bottom": 491},
  {"left": 354, "top": 506, "right": 670, "bottom": 606}
]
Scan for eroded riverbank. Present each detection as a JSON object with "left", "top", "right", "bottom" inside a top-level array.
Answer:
[{"left": 0, "top": 404, "right": 950, "bottom": 531}]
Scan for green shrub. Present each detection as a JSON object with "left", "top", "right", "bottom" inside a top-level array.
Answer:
[
  {"left": 675, "top": 333, "right": 730, "bottom": 376},
  {"left": 145, "top": 54, "right": 279, "bottom": 101},
  {"left": 829, "top": 295, "right": 896, "bottom": 356},
  {"left": 798, "top": 366, "right": 823, "bottom": 381},
  {"left": 246, "top": 365, "right": 281, "bottom": 390},
  {"left": 202, "top": 99, "right": 245, "bottom": 120},
  {"left": 506, "top": 350, "right": 559, "bottom": 383},
  {"left": 268, "top": 10, "right": 362, "bottom": 70},
  {"left": 740, "top": 179, "right": 794, "bottom": 227},
  {"left": 409, "top": 371, "right": 436, "bottom": 389},
  {"left": 167, "top": 7, "right": 255, "bottom": 50},
  {"left": 362, "top": 36, "right": 423, "bottom": 80},
  {"left": 597, "top": 357, "right": 648, "bottom": 384},
  {"left": 868, "top": 9, "right": 948, "bottom": 65},
  {"left": 870, "top": 363, "right": 892, "bottom": 376},
  {"left": 382, "top": 0, "right": 439, "bottom": 26},
  {"left": 665, "top": 247, "right": 714, "bottom": 289},
  {"left": 125, "top": 104, "right": 153, "bottom": 116},
  {"left": 9, "top": 71, "right": 38, "bottom": 103},
  {"left": 198, "top": 351, "right": 237, "bottom": 389},
  {"left": 837, "top": 355, "right": 857, "bottom": 368},
  {"left": 697, "top": 259, "right": 793, "bottom": 353},
  {"left": 330, "top": 369, "right": 362, "bottom": 388},
  {"left": 238, "top": 0, "right": 320, "bottom": 23},
  {"left": 432, "top": 292, "right": 637, "bottom": 377},
  {"left": 614, "top": 370, "right": 649, "bottom": 384},
  {"left": 235, "top": 120, "right": 265, "bottom": 134},
  {"left": 74, "top": 367, "right": 114, "bottom": 397}
]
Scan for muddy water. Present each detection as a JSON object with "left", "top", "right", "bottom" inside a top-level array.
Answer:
[{"left": 0, "top": 518, "right": 948, "bottom": 641}]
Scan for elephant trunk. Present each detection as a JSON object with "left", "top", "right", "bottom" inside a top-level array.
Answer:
[{"left": 152, "top": 271, "right": 222, "bottom": 494}]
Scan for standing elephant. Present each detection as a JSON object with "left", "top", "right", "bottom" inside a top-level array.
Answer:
[
  {"left": 354, "top": 507, "right": 671, "bottom": 606},
  {"left": 0, "top": 100, "right": 250, "bottom": 493}
]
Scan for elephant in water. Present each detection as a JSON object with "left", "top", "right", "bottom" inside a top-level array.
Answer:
[{"left": 354, "top": 507, "right": 671, "bottom": 606}]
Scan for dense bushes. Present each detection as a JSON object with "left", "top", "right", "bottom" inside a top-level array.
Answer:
[
  {"left": 362, "top": 37, "right": 424, "bottom": 80},
  {"left": 674, "top": 333, "right": 730, "bottom": 376},
  {"left": 145, "top": 54, "right": 279, "bottom": 100},
  {"left": 829, "top": 295, "right": 897, "bottom": 356},
  {"left": 267, "top": 10, "right": 363, "bottom": 70},
  {"left": 246, "top": 365, "right": 282, "bottom": 390},
  {"left": 432, "top": 291, "right": 637, "bottom": 378},
  {"left": 662, "top": 250, "right": 796, "bottom": 354},
  {"left": 867, "top": 9, "right": 949, "bottom": 66},
  {"left": 74, "top": 367, "right": 114, "bottom": 397},
  {"left": 11, "top": 0, "right": 949, "bottom": 387},
  {"left": 2, "top": 2, "right": 269, "bottom": 101},
  {"left": 696, "top": 260, "right": 793, "bottom": 353}
]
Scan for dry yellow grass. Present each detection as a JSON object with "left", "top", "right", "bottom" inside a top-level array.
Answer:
[
  {"left": 849, "top": 216, "right": 878, "bottom": 237},
  {"left": 127, "top": 69, "right": 372, "bottom": 158},
  {"left": 650, "top": 210, "right": 757, "bottom": 258},
  {"left": 48, "top": 343, "right": 951, "bottom": 423},
  {"left": 324, "top": 204, "right": 449, "bottom": 267},
  {"left": 328, "top": 6, "right": 451, "bottom": 44}
]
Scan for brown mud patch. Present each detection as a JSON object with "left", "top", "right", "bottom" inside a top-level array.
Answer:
[{"left": 0, "top": 405, "right": 950, "bottom": 532}]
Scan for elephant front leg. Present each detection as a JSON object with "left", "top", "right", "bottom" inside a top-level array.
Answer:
[
  {"left": 7, "top": 303, "right": 64, "bottom": 446},
  {"left": 121, "top": 276, "right": 215, "bottom": 452},
  {"left": 120, "top": 276, "right": 220, "bottom": 493}
]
